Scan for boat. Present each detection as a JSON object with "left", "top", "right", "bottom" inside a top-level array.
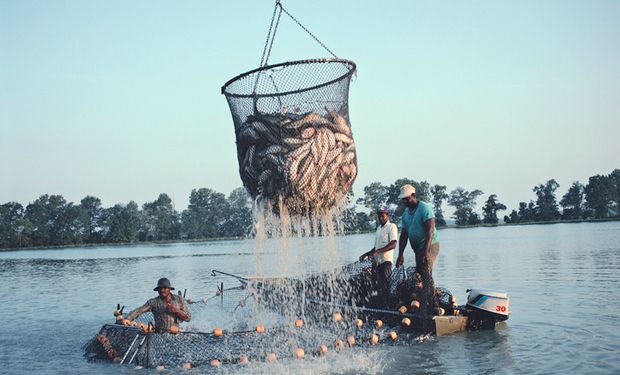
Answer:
[{"left": 84, "top": 261, "right": 510, "bottom": 369}]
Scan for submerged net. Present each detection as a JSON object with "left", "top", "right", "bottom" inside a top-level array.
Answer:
[
  {"left": 222, "top": 59, "right": 358, "bottom": 215},
  {"left": 84, "top": 262, "right": 457, "bottom": 369}
]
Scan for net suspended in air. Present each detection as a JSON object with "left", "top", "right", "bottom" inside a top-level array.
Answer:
[{"left": 221, "top": 1, "right": 358, "bottom": 215}]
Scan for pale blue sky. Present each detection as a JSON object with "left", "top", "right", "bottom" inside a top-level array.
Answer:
[{"left": 1, "top": 0, "right": 619, "bottom": 214}]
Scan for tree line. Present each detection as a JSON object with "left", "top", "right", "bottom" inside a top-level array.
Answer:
[
  {"left": 1, "top": 169, "right": 618, "bottom": 249},
  {"left": 0, "top": 188, "right": 254, "bottom": 249},
  {"left": 355, "top": 169, "right": 620, "bottom": 227}
]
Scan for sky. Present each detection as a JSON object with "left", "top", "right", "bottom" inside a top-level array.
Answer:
[{"left": 1, "top": 0, "right": 619, "bottom": 215}]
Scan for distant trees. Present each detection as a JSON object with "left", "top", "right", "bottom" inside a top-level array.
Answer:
[
  {"left": 430, "top": 185, "right": 449, "bottom": 227},
  {"left": 482, "top": 194, "right": 507, "bottom": 224},
  {"left": 447, "top": 187, "right": 484, "bottom": 226},
  {"left": 560, "top": 182, "right": 584, "bottom": 220},
  {"left": 533, "top": 179, "right": 561, "bottom": 221},
  {"left": 584, "top": 174, "right": 614, "bottom": 218},
  {"left": 1, "top": 169, "right": 619, "bottom": 249}
]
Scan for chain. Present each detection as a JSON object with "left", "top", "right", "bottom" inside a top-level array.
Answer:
[
  {"left": 259, "top": 1, "right": 338, "bottom": 68},
  {"left": 278, "top": 4, "right": 338, "bottom": 58},
  {"left": 259, "top": 2, "right": 282, "bottom": 68}
]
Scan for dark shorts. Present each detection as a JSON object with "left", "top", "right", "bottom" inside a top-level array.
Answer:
[
  {"left": 414, "top": 242, "right": 440, "bottom": 273},
  {"left": 374, "top": 261, "right": 393, "bottom": 292}
]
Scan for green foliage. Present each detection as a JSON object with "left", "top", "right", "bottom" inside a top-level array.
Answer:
[
  {"left": 2, "top": 168, "right": 619, "bottom": 250},
  {"left": 104, "top": 202, "right": 141, "bottom": 243},
  {"left": 560, "top": 182, "right": 584, "bottom": 220},
  {"left": 219, "top": 187, "right": 253, "bottom": 238},
  {"left": 482, "top": 194, "right": 507, "bottom": 224},
  {"left": 608, "top": 169, "right": 620, "bottom": 212},
  {"left": 80, "top": 196, "right": 103, "bottom": 243},
  {"left": 509, "top": 209, "right": 519, "bottom": 223},
  {"left": 142, "top": 194, "right": 180, "bottom": 241},
  {"left": 0, "top": 202, "right": 25, "bottom": 248},
  {"left": 584, "top": 174, "right": 613, "bottom": 218},
  {"left": 448, "top": 187, "right": 483, "bottom": 226},
  {"left": 532, "top": 179, "right": 561, "bottom": 221},
  {"left": 182, "top": 188, "right": 230, "bottom": 239},
  {"left": 356, "top": 182, "right": 389, "bottom": 212},
  {"left": 430, "top": 185, "right": 448, "bottom": 227}
]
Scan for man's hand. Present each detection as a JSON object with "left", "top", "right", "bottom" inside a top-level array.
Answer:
[
  {"left": 396, "top": 254, "right": 404, "bottom": 268},
  {"left": 165, "top": 302, "right": 180, "bottom": 315}
]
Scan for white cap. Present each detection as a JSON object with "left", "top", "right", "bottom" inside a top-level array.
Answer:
[{"left": 398, "top": 184, "right": 416, "bottom": 199}]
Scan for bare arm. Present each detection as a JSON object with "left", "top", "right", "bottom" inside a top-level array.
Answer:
[
  {"left": 423, "top": 218, "right": 436, "bottom": 258},
  {"left": 396, "top": 228, "right": 408, "bottom": 267},
  {"left": 359, "top": 247, "right": 375, "bottom": 262},
  {"left": 126, "top": 301, "right": 151, "bottom": 321},
  {"left": 372, "top": 240, "right": 396, "bottom": 255},
  {"left": 166, "top": 296, "right": 191, "bottom": 322}
]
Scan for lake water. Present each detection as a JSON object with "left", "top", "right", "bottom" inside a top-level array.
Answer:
[{"left": 0, "top": 221, "right": 619, "bottom": 374}]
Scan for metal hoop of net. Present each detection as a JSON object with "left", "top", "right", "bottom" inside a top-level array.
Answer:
[{"left": 221, "top": 58, "right": 357, "bottom": 215}]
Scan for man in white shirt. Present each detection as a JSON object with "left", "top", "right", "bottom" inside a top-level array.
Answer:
[{"left": 359, "top": 206, "right": 398, "bottom": 307}]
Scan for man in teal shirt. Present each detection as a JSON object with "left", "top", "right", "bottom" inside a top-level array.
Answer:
[{"left": 396, "top": 184, "right": 440, "bottom": 319}]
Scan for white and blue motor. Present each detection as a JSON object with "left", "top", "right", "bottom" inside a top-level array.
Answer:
[{"left": 466, "top": 288, "right": 510, "bottom": 318}]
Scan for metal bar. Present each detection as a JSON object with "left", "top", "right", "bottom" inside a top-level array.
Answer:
[
  {"left": 305, "top": 298, "right": 419, "bottom": 318},
  {"left": 119, "top": 334, "right": 140, "bottom": 364},
  {"left": 211, "top": 269, "right": 250, "bottom": 282},
  {"left": 128, "top": 335, "right": 147, "bottom": 365}
]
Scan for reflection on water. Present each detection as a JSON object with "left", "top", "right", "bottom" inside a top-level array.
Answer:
[{"left": 0, "top": 222, "right": 619, "bottom": 374}]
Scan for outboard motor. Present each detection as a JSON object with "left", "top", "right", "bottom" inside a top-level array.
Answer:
[{"left": 464, "top": 288, "right": 510, "bottom": 330}]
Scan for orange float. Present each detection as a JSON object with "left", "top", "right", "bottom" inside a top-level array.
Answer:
[
  {"left": 333, "top": 312, "right": 342, "bottom": 322},
  {"left": 369, "top": 334, "right": 379, "bottom": 345},
  {"left": 294, "top": 348, "right": 305, "bottom": 359},
  {"left": 346, "top": 336, "right": 356, "bottom": 347}
]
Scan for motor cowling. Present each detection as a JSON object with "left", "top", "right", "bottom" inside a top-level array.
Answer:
[{"left": 466, "top": 288, "right": 509, "bottom": 317}]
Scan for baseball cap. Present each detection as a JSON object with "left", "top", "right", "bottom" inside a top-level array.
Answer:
[{"left": 398, "top": 184, "right": 416, "bottom": 199}]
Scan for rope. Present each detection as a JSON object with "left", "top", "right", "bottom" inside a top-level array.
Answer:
[
  {"left": 305, "top": 298, "right": 418, "bottom": 318},
  {"left": 263, "top": 6, "right": 283, "bottom": 67},
  {"left": 259, "top": 0, "right": 338, "bottom": 68},
  {"left": 259, "top": 2, "right": 281, "bottom": 68},
  {"left": 278, "top": 4, "right": 338, "bottom": 59}
]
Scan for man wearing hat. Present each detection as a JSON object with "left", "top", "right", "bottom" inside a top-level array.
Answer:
[
  {"left": 126, "top": 278, "right": 191, "bottom": 332},
  {"left": 359, "top": 206, "right": 398, "bottom": 307},
  {"left": 396, "top": 184, "right": 440, "bottom": 318}
]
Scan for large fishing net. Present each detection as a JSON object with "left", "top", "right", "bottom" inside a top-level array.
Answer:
[
  {"left": 83, "top": 263, "right": 446, "bottom": 369},
  {"left": 222, "top": 59, "right": 358, "bottom": 215}
]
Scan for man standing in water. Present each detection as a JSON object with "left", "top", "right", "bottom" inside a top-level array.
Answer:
[
  {"left": 395, "top": 184, "right": 440, "bottom": 319},
  {"left": 126, "top": 277, "right": 191, "bottom": 332},
  {"left": 359, "top": 206, "right": 398, "bottom": 307}
]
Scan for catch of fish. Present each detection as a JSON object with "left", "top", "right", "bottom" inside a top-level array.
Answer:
[{"left": 235, "top": 105, "right": 357, "bottom": 214}]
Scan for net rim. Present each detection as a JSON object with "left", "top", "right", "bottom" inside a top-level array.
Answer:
[{"left": 221, "top": 58, "right": 356, "bottom": 98}]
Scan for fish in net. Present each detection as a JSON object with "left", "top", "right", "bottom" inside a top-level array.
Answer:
[{"left": 222, "top": 59, "right": 358, "bottom": 215}]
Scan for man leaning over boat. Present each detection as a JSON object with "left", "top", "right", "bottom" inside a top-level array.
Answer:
[
  {"left": 359, "top": 206, "right": 398, "bottom": 307},
  {"left": 125, "top": 277, "right": 191, "bottom": 332},
  {"left": 396, "top": 184, "right": 440, "bottom": 320}
]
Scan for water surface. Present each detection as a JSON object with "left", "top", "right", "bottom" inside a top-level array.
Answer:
[{"left": 1, "top": 222, "right": 618, "bottom": 374}]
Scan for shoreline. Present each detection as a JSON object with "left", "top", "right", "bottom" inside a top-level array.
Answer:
[{"left": 2, "top": 218, "right": 618, "bottom": 253}]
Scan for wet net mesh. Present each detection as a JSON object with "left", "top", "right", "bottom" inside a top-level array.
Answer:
[
  {"left": 221, "top": 59, "right": 358, "bottom": 215},
  {"left": 84, "top": 263, "right": 456, "bottom": 369}
]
